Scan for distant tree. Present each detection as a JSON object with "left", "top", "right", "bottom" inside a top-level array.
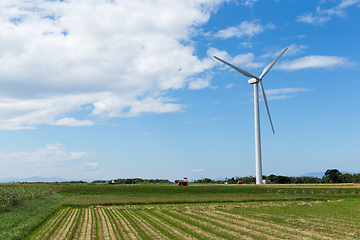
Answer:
[
  {"left": 324, "top": 169, "right": 342, "bottom": 183},
  {"left": 275, "top": 176, "right": 291, "bottom": 184},
  {"left": 267, "top": 174, "right": 277, "bottom": 183},
  {"left": 238, "top": 176, "right": 256, "bottom": 184},
  {"left": 340, "top": 173, "right": 354, "bottom": 183},
  {"left": 226, "top": 178, "right": 236, "bottom": 184}
]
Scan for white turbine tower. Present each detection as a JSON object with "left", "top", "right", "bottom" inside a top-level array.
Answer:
[{"left": 214, "top": 48, "right": 288, "bottom": 184}]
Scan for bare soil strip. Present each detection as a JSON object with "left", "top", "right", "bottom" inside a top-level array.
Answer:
[
  {"left": 112, "top": 208, "right": 139, "bottom": 239},
  {"left": 72, "top": 208, "right": 84, "bottom": 239},
  {"left": 155, "top": 209, "right": 224, "bottom": 239},
  {"left": 94, "top": 207, "right": 105, "bottom": 240},
  {"left": 106, "top": 208, "right": 129, "bottom": 240},
  {"left": 60, "top": 208, "right": 80, "bottom": 239},
  {"left": 125, "top": 209, "right": 168, "bottom": 239},
  {"left": 169, "top": 209, "right": 252, "bottom": 240},
  {"left": 44, "top": 208, "right": 72, "bottom": 240},
  {"left": 29, "top": 202, "right": 359, "bottom": 239},
  {"left": 51, "top": 208, "right": 78, "bottom": 240},
  {"left": 78, "top": 207, "right": 90, "bottom": 240},
  {"left": 103, "top": 208, "right": 121, "bottom": 240},
  {"left": 116, "top": 209, "right": 148, "bottom": 239},
  {"left": 30, "top": 208, "right": 68, "bottom": 240},
  {"left": 98, "top": 207, "right": 115, "bottom": 240},
  {"left": 253, "top": 211, "right": 358, "bottom": 239},
  {"left": 140, "top": 209, "right": 194, "bottom": 239},
  {"left": 211, "top": 210, "right": 335, "bottom": 240},
  {"left": 196, "top": 209, "right": 294, "bottom": 239}
]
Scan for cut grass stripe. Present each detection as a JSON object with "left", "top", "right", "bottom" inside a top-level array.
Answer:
[
  {"left": 126, "top": 209, "right": 169, "bottom": 239},
  {"left": 139, "top": 209, "right": 191, "bottom": 239},
  {"left": 169, "top": 209, "right": 252, "bottom": 239},
  {"left": 35, "top": 207, "right": 71, "bottom": 240},
  {"left": 133, "top": 210, "right": 174, "bottom": 239},
  {"left": 56, "top": 208, "right": 78, "bottom": 239},
  {"left": 151, "top": 209, "right": 222, "bottom": 239},
  {"left": 98, "top": 207, "right": 113, "bottom": 240},
  {"left": 124, "top": 209, "right": 165, "bottom": 239},
  {"left": 69, "top": 208, "right": 82, "bottom": 240},
  {"left": 28, "top": 208, "right": 68, "bottom": 240},
  {"left": 115, "top": 208, "right": 146, "bottom": 239},
  {"left": 102, "top": 208, "right": 120, "bottom": 240},
  {"left": 105, "top": 208, "right": 127, "bottom": 240},
  {"left": 112, "top": 208, "right": 138, "bottom": 239},
  {"left": 211, "top": 210, "right": 332, "bottom": 240},
  {"left": 195, "top": 209, "right": 292, "bottom": 239}
]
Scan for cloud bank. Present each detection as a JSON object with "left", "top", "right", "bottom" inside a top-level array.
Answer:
[
  {"left": 0, "top": 0, "right": 227, "bottom": 130},
  {"left": 214, "top": 20, "right": 275, "bottom": 39},
  {"left": 297, "top": 0, "right": 360, "bottom": 25}
]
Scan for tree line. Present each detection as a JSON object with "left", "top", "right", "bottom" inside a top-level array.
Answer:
[
  {"left": 95, "top": 178, "right": 172, "bottom": 184},
  {"left": 193, "top": 169, "right": 360, "bottom": 184},
  {"left": 90, "top": 169, "right": 359, "bottom": 185}
]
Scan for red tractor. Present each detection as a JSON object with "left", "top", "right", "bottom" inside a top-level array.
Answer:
[{"left": 178, "top": 177, "right": 189, "bottom": 186}]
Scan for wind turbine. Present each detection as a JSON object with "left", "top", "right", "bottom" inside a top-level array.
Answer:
[{"left": 214, "top": 48, "right": 288, "bottom": 184}]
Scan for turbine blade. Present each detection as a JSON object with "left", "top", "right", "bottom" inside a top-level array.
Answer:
[
  {"left": 260, "top": 47, "right": 288, "bottom": 79},
  {"left": 259, "top": 81, "right": 275, "bottom": 134},
  {"left": 214, "top": 56, "right": 259, "bottom": 80}
]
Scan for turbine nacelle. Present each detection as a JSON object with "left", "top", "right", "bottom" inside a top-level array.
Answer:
[{"left": 248, "top": 78, "right": 260, "bottom": 84}]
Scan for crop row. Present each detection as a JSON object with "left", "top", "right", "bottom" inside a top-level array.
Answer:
[
  {"left": 28, "top": 200, "right": 359, "bottom": 239},
  {"left": 0, "top": 186, "right": 52, "bottom": 210}
]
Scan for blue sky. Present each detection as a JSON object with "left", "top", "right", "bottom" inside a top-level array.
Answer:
[{"left": 0, "top": 0, "right": 359, "bottom": 181}]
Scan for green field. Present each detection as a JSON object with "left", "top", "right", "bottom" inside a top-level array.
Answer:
[{"left": 1, "top": 183, "right": 360, "bottom": 239}]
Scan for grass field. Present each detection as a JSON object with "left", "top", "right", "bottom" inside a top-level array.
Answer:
[{"left": 1, "top": 183, "right": 360, "bottom": 239}]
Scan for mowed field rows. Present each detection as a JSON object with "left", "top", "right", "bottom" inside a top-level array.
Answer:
[{"left": 28, "top": 199, "right": 360, "bottom": 239}]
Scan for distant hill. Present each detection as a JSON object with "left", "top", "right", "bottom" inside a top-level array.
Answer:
[
  {"left": 300, "top": 171, "right": 358, "bottom": 178},
  {"left": 0, "top": 176, "right": 91, "bottom": 183},
  {"left": 300, "top": 172, "right": 325, "bottom": 178}
]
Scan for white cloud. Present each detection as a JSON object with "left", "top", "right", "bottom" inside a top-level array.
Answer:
[
  {"left": 190, "top": 168, "right": 204, "bottom": 172},
  {"left": 259, "top": 44, "right": 307, "bottom": 61},
  {"left": 214, "top": 20, "right": 274, "bottom": 39},
  {"left": 224, "top": 83, "right": 234, "bottom": 89},
  {"left": 265, "top": 88, "right": 311, "bottom": 100},
  {"left": 209, "top": 47, "right": 263, "bottom": 70},
  {"left": 188, "top": 77, "right": 213, "bottom": 90},
  {"left": 185, "top": 117, "right": 222, "bottom": 124},
  {"left": 76, "top": 162, "right": 99, "bottom": 171},
  {"left": 0, "top": 143, "right": 93, "bottom": 178},
  {"left": 240, "top": 42, "right": 253, "bottom": 48},
  {"left": 0, "top": 143, "right": 91, "bottom": 163},
  {"left": 297, "top": 0, "right": 360, "bottom": 25},
  {"left": 241, "top": 0, "right": 258, "bottom": 7},
  {"left": 286, "top": 44, "right": 308, "bottom": 55},
  {"left": 276, "top": 55, "right": 350, "bottom": 71},
  {"left": 51, "top": 117, "right": 94, "bottom": 127},
  {"left": 0, "top": 0, "right": 228, "bottom": 130}
]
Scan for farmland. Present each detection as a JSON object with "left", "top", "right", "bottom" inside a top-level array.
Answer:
[
  {"left": 29, "top": 199, "right": 360, "bottom": 239},
  {"left": 1, "top": 183, "right": 360, "bottom": 239}
]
